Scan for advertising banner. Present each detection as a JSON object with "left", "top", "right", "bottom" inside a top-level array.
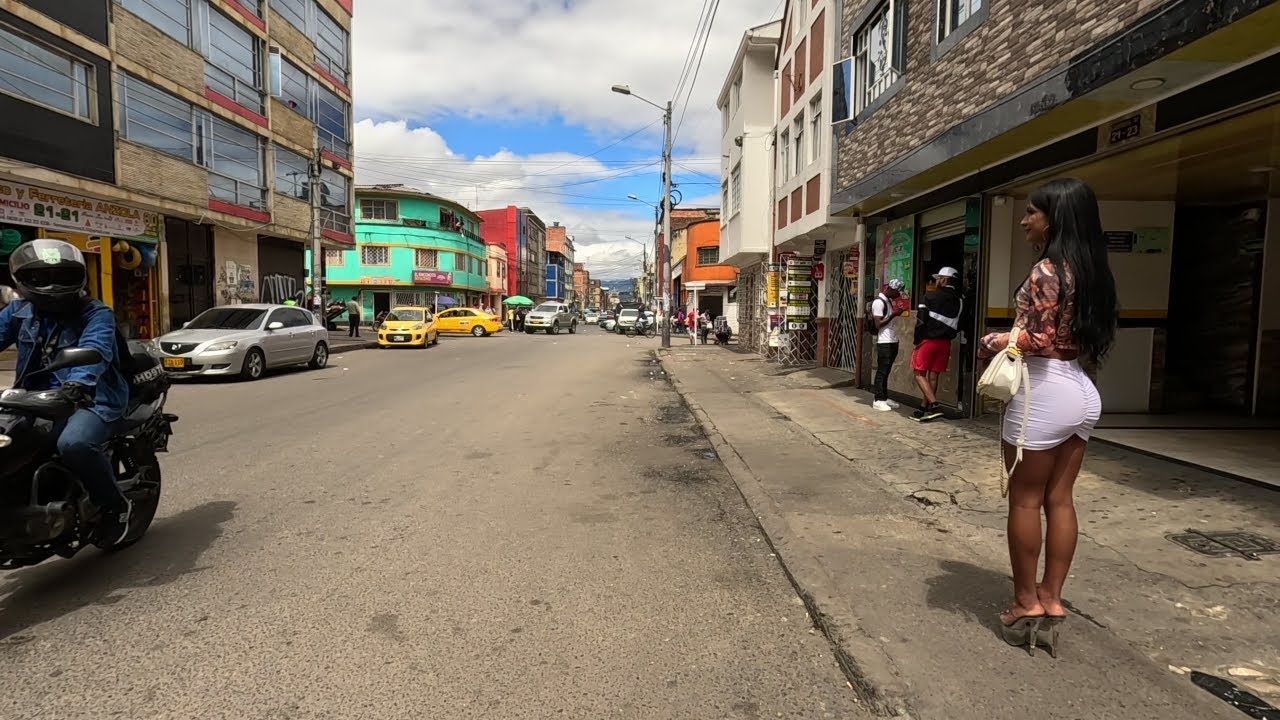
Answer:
[
  {"left": 413, "top": 270, "right": 453, "bottom": 285},
  {"left": 0, "top": 182, "right": 157, "bottom": 239}
]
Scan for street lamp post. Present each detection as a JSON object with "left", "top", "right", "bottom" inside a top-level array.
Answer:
[
  {"left": 613, "top": 84, "right": 673, "bottom": 349},
  {"left": 623, "top": 235, "right": 649, "bottom": 305}
]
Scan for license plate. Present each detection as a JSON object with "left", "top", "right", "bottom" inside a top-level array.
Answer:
[
  {"left": 392, "top": 335, "right": 408, "bottom": 342},
  {"left": 162, "top": 357, "right": 186, "bottom": 369}
]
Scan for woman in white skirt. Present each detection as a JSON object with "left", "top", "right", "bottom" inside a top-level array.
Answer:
[{"left": 979, "top": 178, "right": 1117, "bottom": 655}]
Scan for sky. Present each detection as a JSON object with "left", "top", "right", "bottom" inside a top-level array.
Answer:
[{"left": 351, "top": 0, "right": 784, "bottom": 280}]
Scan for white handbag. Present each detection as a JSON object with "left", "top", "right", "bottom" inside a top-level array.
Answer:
[{"left": 977, "top": 326, "right": 1032, "bottom": 497}]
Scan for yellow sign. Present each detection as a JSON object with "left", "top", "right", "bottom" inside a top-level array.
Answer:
[{"left": 765, "top": 265, "right": 780, "bottom": 307}]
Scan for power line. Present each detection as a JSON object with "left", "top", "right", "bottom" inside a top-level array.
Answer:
[{"left": 672, "top": 0, "right": 722, "bottom": 147}]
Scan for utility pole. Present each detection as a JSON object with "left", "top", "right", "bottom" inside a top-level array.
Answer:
[
  {"left": 308, "top": 129, "right": 324, "bottom": 322},
  {"left": 660, "top": 100, "right": 673, "bottom": 349}
]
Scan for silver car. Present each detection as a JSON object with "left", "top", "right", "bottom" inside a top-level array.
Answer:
[
  {"left": 151, "top": 304, "right": 329, "bottom": 380},
  {"left": 524, "top": 302, "right": 577, "bottom": 335}
]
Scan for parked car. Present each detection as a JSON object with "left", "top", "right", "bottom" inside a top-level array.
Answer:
[
  {"left": 152, "top": 304, "right": 328, "bottom": 381},
  {"left": 584, "top": 308, "right": 600, "bottom": 324},
  {"left": 599, "top": 311, "right": 616, "bottom": 331},
  {"left": 525, "top": 302, "right": 578, "bottom": 335},
  {"left": 615, "top": 308, "right": 640, "bottom": 334},
  {"left": 378, "top": 306, "right": 439, "bottom": 348},
  {"left": 434, "top": 308, "right": 503, "bottom": 336}
]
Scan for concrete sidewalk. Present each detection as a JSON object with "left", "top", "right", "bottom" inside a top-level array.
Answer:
[{"left": 660, "top": 345, "right": 1279, "bottom": 720}]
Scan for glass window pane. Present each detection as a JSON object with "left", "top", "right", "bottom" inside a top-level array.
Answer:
[
  {"left": 0, "top": 24, "right": 93, "bottom": 119},
  {"left": 205, "top": 8, "right": 261, "bottom": 110},
  {"left": 313, "top": 7, "right": 348, "bottom": 82},
  {"left": 120, "top": 74, "right": 194, "bottom": 159},
  {"left": 314, "top": 83, "right": 349, "bottom": 157},
  {"left": 272, "top": 0, "right": 307, "bottom": 32},
  {"left": 273, "top": 144, "right": 309, "bottom": 199},
  {"left": 278, "top": 57, "right": 311, "bottom": 117},
  {"left": 118, "top": 0, "right": 191, "bottom": 44}
]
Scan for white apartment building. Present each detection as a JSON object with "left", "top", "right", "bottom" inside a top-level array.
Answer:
[{"left": 717, "top": 20, "right": 781, "bottom": 268}]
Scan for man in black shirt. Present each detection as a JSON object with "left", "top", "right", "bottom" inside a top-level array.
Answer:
[{"left": 911, "top": 267, "right": 963, "bottom": 421}]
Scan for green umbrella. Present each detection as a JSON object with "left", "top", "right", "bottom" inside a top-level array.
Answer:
[{"left": 503, "top": 295, "right": 535, "bottom": 306}]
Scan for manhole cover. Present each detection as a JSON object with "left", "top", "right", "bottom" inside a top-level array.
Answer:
[{"left": 1167, "top": 530, "right": 1280, "bottom": 561}]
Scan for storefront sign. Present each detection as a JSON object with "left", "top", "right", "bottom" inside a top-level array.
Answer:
[
  {"left": 413, "top": 270, "right": 453, "bottom": 285},
  {"left": 811, "top": 262, "right": 825, "bottom": 281},
  {"left": 766, "top": 264, "right": 781, "bottom": 307},
  {"left": 1104, "top": 230, "right": 1135, "bottom": 253},
  {"left": 0, "top": 182, "right": 156, "bottom": 238},
  {"left": 359, "top": 276, "right": 401, "bottom": 285},
  {"left": 1135, "top": 226, "right": 1170, "bottom": 254}
]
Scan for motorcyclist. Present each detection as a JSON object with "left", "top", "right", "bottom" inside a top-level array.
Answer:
[{"left": 0, "top": 239, "right": 131, "bottom": 544}]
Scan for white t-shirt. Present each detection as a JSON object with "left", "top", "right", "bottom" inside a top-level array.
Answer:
[{"left": 871, "top": 295, "right": 897, "bottom": 344}]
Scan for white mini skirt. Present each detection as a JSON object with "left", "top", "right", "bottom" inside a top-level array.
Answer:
[{"left": 1002, "top": 357, "right": 1102, "bottom": 451}]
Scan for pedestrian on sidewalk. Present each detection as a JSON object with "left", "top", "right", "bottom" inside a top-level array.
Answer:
[
  {"left": 870, "top": 278, "right": 906, "bottom": 411},
  {"left": 979, "top": 177, "right": 1117, "bottom": 653},
  {"left": 911, "top": 267, "right": 963, "bottom": 421},
  {"left": 346, "top": 295, "right": 361, "bottom": 338},
  {"left": 698, "top": 310, "right": 712, "bottom": 344}
]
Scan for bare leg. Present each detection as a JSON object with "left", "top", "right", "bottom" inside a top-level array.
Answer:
[
  {"left": 1002, "top": 441, "right": 1053, "bottom": 621},
  {"left": 913, "top": 370, "right": 937, "bottom": 405},
  {"left": 1038, "top": 436, "right": 1087, "bottom": 616},
  {"left": 928, "top": 371, "right": 941, "bottom": 400}
]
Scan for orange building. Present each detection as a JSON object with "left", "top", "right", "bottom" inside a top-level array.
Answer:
[{"left": 677, "top": 219, "right": 738, "bottom": 324}]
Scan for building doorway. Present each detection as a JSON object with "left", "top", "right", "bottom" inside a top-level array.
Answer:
[
  {"left": 372, "top": 291, "right": 391, "bottom": 321},
  {"left": 165, "top": 218, "right": 214, "bottom": 329}
]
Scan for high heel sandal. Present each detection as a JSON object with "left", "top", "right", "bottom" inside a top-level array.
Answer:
[
  {"left": 999, "top": 613, "right": 1045, "bottom": 656},
  {"left": 1035, "top": 616, "right": 1066, "bottom": 659}
]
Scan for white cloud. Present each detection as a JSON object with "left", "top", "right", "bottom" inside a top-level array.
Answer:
[{"left": 352, "top": 0, "right": 781, "bottom": 156}]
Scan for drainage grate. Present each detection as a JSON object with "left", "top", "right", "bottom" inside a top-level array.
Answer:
[{"left": 1167, "top": 530, "right": 1280, "bottom": 561}]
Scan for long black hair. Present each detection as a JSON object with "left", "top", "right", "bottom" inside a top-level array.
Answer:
[{"left": 1028, "top": 178, "right": 1119, "bottom": 363}]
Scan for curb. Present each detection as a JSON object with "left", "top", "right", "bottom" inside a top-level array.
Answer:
[{"left": 656, "top": 350, "right": 913, "bottom": 719}]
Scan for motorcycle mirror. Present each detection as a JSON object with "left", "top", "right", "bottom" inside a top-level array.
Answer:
[
  {"left": 44, "top": 347, "right": 104, "bottom": 373},
  {"left": 267, "top": 321, "right": 284, "bottom": 331}
]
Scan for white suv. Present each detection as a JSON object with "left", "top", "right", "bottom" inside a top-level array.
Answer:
[{"left": 524, "top": 302, "right": 577, "bottom": 335}]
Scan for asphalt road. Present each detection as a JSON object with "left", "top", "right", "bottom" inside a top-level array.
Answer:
[{"left": 0, "top": 325, "right": 865, "bottom": 719}]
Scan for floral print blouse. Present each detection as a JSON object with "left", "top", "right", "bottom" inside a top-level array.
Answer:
[{"left": 980, "top": 259, "right": 1077, "bottom": 357}]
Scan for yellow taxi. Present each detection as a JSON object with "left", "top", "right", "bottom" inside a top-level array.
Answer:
[
  {"left": 433, "top": 308, "right": 504, "bottom": 337},
  {"left": 377, "top": 307, "right": 439, "bottom": 348}
]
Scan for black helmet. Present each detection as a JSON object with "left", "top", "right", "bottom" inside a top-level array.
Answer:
[{"left": 10, "top": 239, "right": 87, "bottom": 313}]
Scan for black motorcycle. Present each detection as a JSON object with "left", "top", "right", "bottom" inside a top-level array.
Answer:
[{"left": 0, "top": 344, "right": 176, "bottom": 569}]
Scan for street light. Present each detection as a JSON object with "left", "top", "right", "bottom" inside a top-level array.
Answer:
[{"left": 612, "top": 83, "right": 673, "bottom": 347}]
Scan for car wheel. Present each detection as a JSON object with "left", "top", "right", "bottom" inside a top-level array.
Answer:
[
  {"left": 431, "top": 332, "right": 440, "bottom": 346},
  {"left": 568, "top": 322, "right": 577, "bottom": 334},
  {"left": 525, "top": 328, "right": 535, "bottom": 334},
  {"left": 240, "top": 348, "right": 265, "bottom": 381},
  {"left": 471, "top": 325, "right": 487, "bottom": 337},
  {"left": 308, "top": 342, "right": 329, "bottom": 369}
]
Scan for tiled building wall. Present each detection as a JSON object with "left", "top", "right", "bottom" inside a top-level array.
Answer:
[{"left": 835, "top": 0, "right": 1171, "bottom": 190}]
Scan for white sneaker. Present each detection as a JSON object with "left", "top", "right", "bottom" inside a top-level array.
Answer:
[
  {"left": 872, "top": 400, "right": 892, "bottom": 412},
  {"left": 885, "top": 400, "right": 901, "bottom": 409}
]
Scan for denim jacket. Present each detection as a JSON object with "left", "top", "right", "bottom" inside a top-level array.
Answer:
[{"left": 0, "top": 299, "right": 129, "bottom": 422}]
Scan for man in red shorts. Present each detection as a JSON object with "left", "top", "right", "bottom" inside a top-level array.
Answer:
[{"left": 911, "top": 267, "right": 963, "bottom": 421}]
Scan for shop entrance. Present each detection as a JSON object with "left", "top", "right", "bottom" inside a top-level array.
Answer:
[
  {"left": 698, "top": 293, "right": 724, "bottom": 319},
  {"left": 165, "top": 218, "right": 214, "bottom": 329},
  {"left": 373, "top": 291, "right": 391, "bottom": 319}
]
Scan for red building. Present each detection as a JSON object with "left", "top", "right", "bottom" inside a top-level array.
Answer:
[{"left": 476, "top": 206, "right": 519, "bottom": 297}]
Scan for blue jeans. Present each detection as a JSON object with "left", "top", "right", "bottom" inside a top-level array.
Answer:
[{"left": 56, "top": 409, "right": 125, "bottom": 512}]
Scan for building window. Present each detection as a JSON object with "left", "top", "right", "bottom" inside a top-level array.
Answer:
[
  {"left": 809, "top": 95, "right": 822, "bottom": 164},
  {"left": 204, "top": 114, "right": 266, "bottom": 208},
  {"left": 414, "top": 248, "right": 438, "bottom": 269},
  {"left": 360, "top": 198, "right": 398, "bottom": 220},
  {"left": 697, "top": 247, "right": 719, "bottom": 265},
  {"left": 793, "top": 116, "right": 804, "bottom": 173},
  {"left": 361, "top": 245, "right": 390, "bottom": 266},
  {"left": 314, "top": 82, "right": 350, "bottom": 159},
  {"left": 0, "top": 23, "right": 94, "bottom": 121},
  {"left": 324, "top": 248, "right": 344, "bottom": 266},
  {"left": 721, "top": 181, "right": 729, "bottom": 219},
  {"left": 779, "top": 129, "right": 790, "bottom": 181},
  {"left": 228, "top": 0, "right": 260, "bottom": 16},
  {"left": 118, "top": 0, "right": 192, "bottom": 44},
  {"left": 274, "top": 55, "right": 311, "bottom": 115},
  {"left": 439, "top": 208, "right": 465, "bottom": 231},
  {"left": 730, "top": 163, "right": 742, "bottom": 216},
  {"left": 272, "top": 144, "right": 309, "bottom": 199},
  {"left": 319, "top": 166, "right": 349, "bottom": 233},
  {"left": 313, "top": 6, "right": 348, "bottom": 83},
  {"left": 853, "top": 0, "right": 906, "bottom": 115},
  {"left": 119, "top": 73, "right": 195, "bottom": 160},
  {"left": 393, "top": 291, "right": 421, "bottom": 306},
  {"left": 730, "top": 74, "right": 741, "bottom": 114},
  {"left": 203, "top": 7, "right": 263, "bottom": 112},
  {"left": 937, "top": 0, "right": 983, "bottom": 43},
  {"left": 271, "top": 0, "right": 307, "bottom": 33}
]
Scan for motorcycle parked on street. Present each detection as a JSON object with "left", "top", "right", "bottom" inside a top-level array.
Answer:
[{"left": 0, "top": 345, "right": 176, "bottom": 569}]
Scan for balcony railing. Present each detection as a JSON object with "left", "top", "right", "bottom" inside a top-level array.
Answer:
[
  {"left": 398, "top": 217, "right": 483, "bottom": 243},
  {"left": 209, "top": 172, "right": 266, "bottom": 210},
  {"left": 321, "top": 208, "right": 351, "bottom": 235}
]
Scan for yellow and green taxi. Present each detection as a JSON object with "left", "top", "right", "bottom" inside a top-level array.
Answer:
[
  {"left": 377, "top": 307, "right": 439, "bottom": 348},
  {"left": 433, "top": 308, "right": 504, "bottom": 337}
]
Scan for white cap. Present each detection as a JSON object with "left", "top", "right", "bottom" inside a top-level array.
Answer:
[{"left": 934, "top": 266, "right": 959, "bottom": 279}]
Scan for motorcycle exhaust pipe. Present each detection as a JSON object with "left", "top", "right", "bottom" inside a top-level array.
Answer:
[{"left": 0, "top": 501, "right": 74, "bottom": 543}]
